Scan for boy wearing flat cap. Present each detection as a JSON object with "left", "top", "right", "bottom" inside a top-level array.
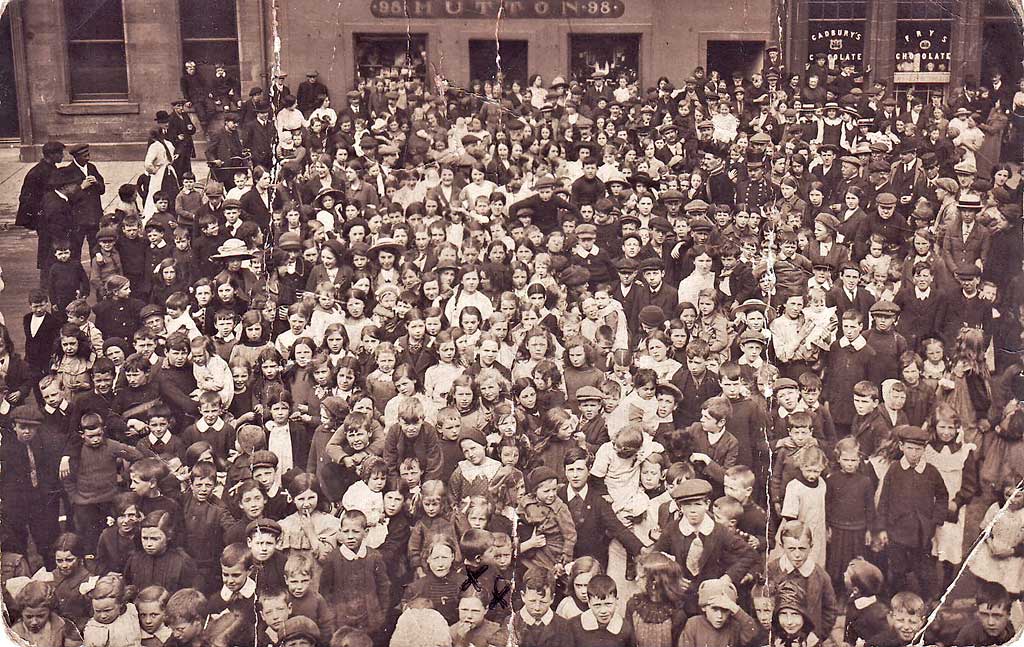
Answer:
[
  {"left": 875, "top": 425, "right": 949, "bottom": 599},
  {"left": 650, "top": 479, "right": 757, "bottom": 613}
]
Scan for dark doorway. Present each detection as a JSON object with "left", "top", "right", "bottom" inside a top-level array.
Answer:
[
  {"left": 570, "top": 33, "right": 641, "bottom": 84},
  {"left": 0, "top": 11, "right": 20, "bottom": 139},
  {"left": 469, "top": 39, "right": 528, "bottom": 86},
  {"left": 706, "top": 40, "right": 765, "bottom": 80},
  {"left": 983, "top": 20, "right": 1024, "bottom": 89}
]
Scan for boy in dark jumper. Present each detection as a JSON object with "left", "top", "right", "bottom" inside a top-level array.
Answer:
[
  {"left": 117, "top": 215, "right": 148, "bottom": 294},
  {"left": 875, "top": 425, "right": 948, "bottom": 599},
  {"left": 319, "top": 509, "right": 391, "bottom": 638},
  {"left": 568, "top": 574, "right": 634, "bottom": 647},
  {"left": 44, "top": 239, "right": 90, "bottom": 315},
  {"left": 512, "top": 570, "right": 571, "bottom": 647},
  {"left": 952, "top": 581, "right": 1017, "bottom": 647}
]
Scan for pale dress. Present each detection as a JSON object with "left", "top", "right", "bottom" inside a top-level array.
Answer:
[
  {"left": 926, "top": 443, "right": 975, "bottom": 565},
  {"left": 781, "top": 477, "right": 827, "bottom": 569},
  {"left": 968, "top": 503, "right": 1024, "bottom": 594}
]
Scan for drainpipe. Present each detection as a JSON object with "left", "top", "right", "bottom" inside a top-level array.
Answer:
[{"left": 257, "top": 0, "right": 269, "bottom": 86}]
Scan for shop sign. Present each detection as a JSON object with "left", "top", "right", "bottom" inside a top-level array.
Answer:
[
  {"left": 371, "top": 0, "right": 626, "bottom": 19},
  {"left": 807, "top": 23, "right": 864, "bottom": 63},
  {"left": 896, "top": 23, "right": 951, "bottom": 72}
]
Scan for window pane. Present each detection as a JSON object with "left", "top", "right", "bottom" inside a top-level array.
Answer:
[
  {"left": 984, "top": 0, "right": 1014, "bottom": 16},
  {"left": 65, "top": 0, "right": 124, "bottom": 41},
  {"left": 69, "top": 42, "right": 128, "bottom": 97},
  {"left": 897, "top": 0, "right": 957, "bottom": 19},
  {"left": 180, "top": 0, "right": 238, "bottom": 39},
  {"left": 808, "top": 0, "right": 866, "bottom": 20},
  {"left": 354, "top": 35, "right": 428, "bottom": 81}
]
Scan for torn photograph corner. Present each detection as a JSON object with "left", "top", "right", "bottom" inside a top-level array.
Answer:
[{"left": 1, "top": 0, "right": 1024, "bottom": 645}]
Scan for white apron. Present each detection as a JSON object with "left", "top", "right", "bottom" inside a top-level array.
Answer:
[{"left": 926, "top": 443, "right": 974, "bottom": 564}]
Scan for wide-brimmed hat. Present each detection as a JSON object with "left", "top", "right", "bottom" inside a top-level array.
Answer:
[
  {"left": 315, "top": 187, "right": 344, "bottom": 204},
  {"left": 210, "top": 238, "right": 254, "bottom": 260},
  {"left": 629, "top": 171, "right": 655, "bottom": 186},
  {"left": 368, "top": 237, "right": 403, "bottom": 257},
  {"left": 731, "top": 298, "right": 776, "bottom": 320}
]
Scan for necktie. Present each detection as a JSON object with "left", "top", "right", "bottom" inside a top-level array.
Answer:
[
  {"left": 26, "top": 446, "right": 38, "bottom": 488},
  {"left": 685, "top": 534, "right": 703, "bottom": 577},
  {"left": 569, "top": 493, "right": 585, "bottom": 521}
]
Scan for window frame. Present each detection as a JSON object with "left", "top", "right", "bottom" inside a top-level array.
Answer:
[
  {"left": 63, "top": 0, "right": 130, "bottom": 102},
  {"left": 178, "top": 0, "right": 242, "bottom": 83}
]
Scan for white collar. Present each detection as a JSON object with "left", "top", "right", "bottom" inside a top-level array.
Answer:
[
  {"left": 219, "top": 577, "right": 256, "bottom": 602},
  {"left": 678, "top": 514, "right": 715, "bottom": 537},
  {"left": 55, "top": 190, "right": 69, "bottom": 201},
  {"left": 148, "top": 430, "right": 173, "bottom": 446},
  {"left": 338, "top": 543, "right": 368, "bottom": 559},
  {"left": 779, "top": 553, "right": 816, "bottom": 577},
  {"left": 853, "top": 595, "right": 878, "bottom": 610},
  {"left": 141, "top": 625, "right": 173, "bottom": 642},
  {"left": 519, "top": 607, "right": 554, "bottom": 626},
  {"left": 899, "top": 456, "right": 927, "bottom": 474},
  {"left": 915, "top": 287, "right": 931, "bottom": 299},
  {"left": 567, "top": 484, "right": 589, "bottom": 502},
  {"left": 838, "top": 336, "right": 866, "bottom": 350},
  {"left": 706, "top": 428, "right": 726, "bottom": 445},
  {"left": 574, "top": 244, "right": 600, "bottom": 258},
  {"left": 43, "top": 401, "right": 69, "bottom": 414},
  {"left": 196, "top": 417, "right": 225, "bottom": 432},
  {"left": 579, "top": 610, "right": 624, "bottom": 634}
]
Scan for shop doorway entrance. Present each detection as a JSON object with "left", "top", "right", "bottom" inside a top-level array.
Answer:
[
  {"left": 570, "top": 33, "right": 641, "bottom": 84},
  {"left": 705, "top": 40, "right": 765, "bottom": 80},
  {"left": 469, "top": 39, "right": 528, "bottom": 85},
  {"left": 0, "top": 10, "right": 20, "bottom": 139}
]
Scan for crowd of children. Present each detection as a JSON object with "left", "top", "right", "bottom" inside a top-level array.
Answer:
[{"left": 4, "top": 56, "right": 1024, "bottom": 647}]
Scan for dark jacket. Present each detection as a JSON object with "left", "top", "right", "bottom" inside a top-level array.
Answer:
[
  {"left": 66, "top": 162, "right": 106, "bottom": 231},
  {"left": 558, "top": 483, "right": 643, "bottom": 561},
  {"left": 650, "top": 515, "right": 757, "bottom": 586},
  {"left": 16, "top": 160, "right": 56, "bottom": 229},
  {"left": 23, "top": 313, "right": 62, "bottom": 377}
]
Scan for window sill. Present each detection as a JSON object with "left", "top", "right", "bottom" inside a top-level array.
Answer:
[{"left": 57, "top": 102, "right": 140, "bottom": 115}]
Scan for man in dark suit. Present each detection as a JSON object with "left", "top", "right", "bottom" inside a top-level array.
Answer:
[
  {"left": 18, "top": 141, "right": 65, "bottom": 270},
  {"left": 942, "top": 195, "right": 990, "bottom": 272},
  {"left": 338, "top": 89, "right": 367, "bottom": 123},
  {"left": 65, "top": 144, "right": 105, "bottom": 262},
  {"left": 827, "top": 261, "right": 876, "bottom": 323},
  {"left": 267, "top": 72, "right": 291, "bottom": 114},
  {"left": 560, "top": 449, "right": 643, "bottom": 566},
  {"left": 166, "top": 99, "right": 198, "bottom": 178},
  {"left": 239, "top": 167, "right": 275, "bottom": 231},
  {"left": 179, "top": 60, "right": 209, "bottom": 129},
  {"left": 205, "top": 113, "right": 246, "bottom": 185},
  {"left": 240, "top": 101, "right": 276, "bottom": 170},
  {"left": 39, "top": 166, "right": 80, "bottom": 276},
  {"left": 809, "top": 144, "right": 841, "bottom": 203},
  {"left": 888, "top": 139, "right": 926, "bottom": 215},
  {"left": 637, "top": 257, "right": 679, "bottom": 321},
  {"left": 296, "top": 70, "right": 329, "bottom": 117}
]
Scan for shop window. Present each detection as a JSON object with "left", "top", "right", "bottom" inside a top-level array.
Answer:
[
  {"left": 180, "top": 0, "right": 240, "bottom": 80},
  {"left": 895, "top": 0, "right": 955, "bottom": 74},
  {"left": 469, "top": 40, "right": 528, "bottom": 86},
  {"left": 354, "top": 34, "right": 428, "bottom": 83},
  {"left": 65, "top": 0, "right": 129, "bottom": 100},
  {"left": 806, "top": 0, "right": 867, "bottom": 68},
  {"left": 569, "top": 34, "right": 640, "bottom": 84}
]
